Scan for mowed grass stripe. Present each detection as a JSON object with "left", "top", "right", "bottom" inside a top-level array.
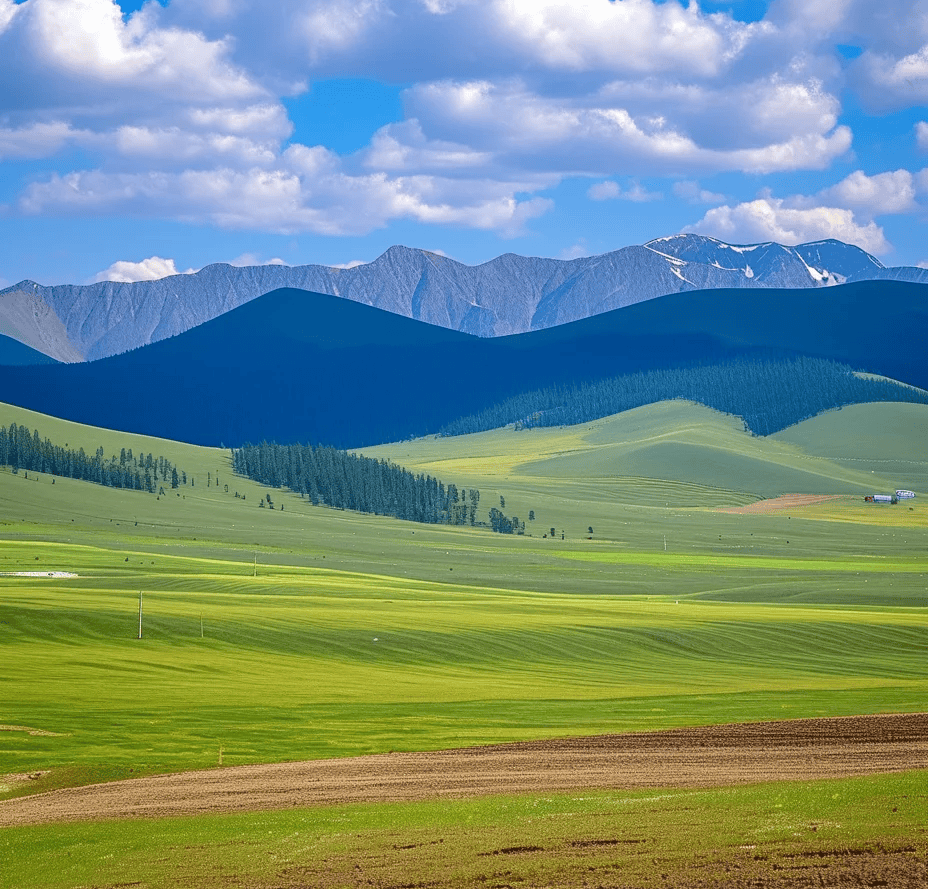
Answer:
[{"left": 556, "top": 549, "right": 928, "bottom": 572}]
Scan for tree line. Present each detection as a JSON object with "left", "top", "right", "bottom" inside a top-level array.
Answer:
[
  {"left": 233, "top": 442, "right": 484, "bottom": 527},
  {"left": 0, "top": 423, "right": 188, "bottom": 492},
  {"left": 438, "top": 356, "right": 928, "bottom": 438}
]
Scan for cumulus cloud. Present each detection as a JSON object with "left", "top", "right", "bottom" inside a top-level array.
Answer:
[
  {"left": 91, "top": 256, "right": 197, "bottom": 283},
  {"left": 587, "top": 180, "right": 661, "bottom": 202},
  {"left": 819, "top": 169, "right": 918, "bottom": 216},
  {"left": 406, "top": 79, "right": 852, "bottom": 177},
  {"left": 857, "top": 44, "right": 928, "bottom": 109},
  {"left": 0, "top": 0, "right": 265, "bottom": 116},
  {"left": 490, "top": 0, "right": 766, "bottom": 77},
  {"left": 560, "top": 242, "right": 589, "bottom": 260},
  {"left": 0, "top": 122, "right": 95, "bottom": 160},
  {"left": 684, "top": 163, "right": 928, "bottom": 255},
  {"left": 5, "top": 0, "right": 927, "bottom": 248},
  {"left": 686, "top": 198, "right": 890, "bottom": 255},
  {"left": 163, "top": 0, "right": 766, "bottom": 83},
  {"left": 20, "top": 163, "right": 554, "bottom": 237},
  {"left": 228, "top": 253, "right": 289, "bottom": 267},
  {"left": 918, "top": 121, "right": 928, "bottom": 150},
  {"left": 672, "top": 180, "right": 726, "bottom": 205}
]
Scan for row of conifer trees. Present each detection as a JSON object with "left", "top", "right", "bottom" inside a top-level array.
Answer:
[
  {"left": 0, "top": 423, "right": 186, "bottom": 492},
  {"left": 233, "top": 442, "right": 481, "bottom": 526}
]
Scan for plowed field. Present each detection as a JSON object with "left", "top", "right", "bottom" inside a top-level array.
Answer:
[{"left": 2, "top": 714, "right": 926, "bottom": 827}]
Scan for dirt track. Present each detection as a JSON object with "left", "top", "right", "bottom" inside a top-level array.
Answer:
[{"left": 1, "top": 714, "right": 926, "bottom": 827}]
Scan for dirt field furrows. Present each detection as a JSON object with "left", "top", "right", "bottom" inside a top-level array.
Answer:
[{"left": 1, "top": 714, "right": 926, "bottom": 827}]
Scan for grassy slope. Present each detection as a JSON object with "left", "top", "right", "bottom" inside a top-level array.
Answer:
[
  {"left": 3, "top": 772, "right": 926, "bottom": 889},
  {"left": 1, "top": 398, "right": 926, "bottom": 778},
  {"left": 1, "top": 399, "right": 927, "bottom": 887}
]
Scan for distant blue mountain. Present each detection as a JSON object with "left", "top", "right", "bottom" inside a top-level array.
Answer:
[
  {"left": 0, "top": 279, "right": 924, "bottom": 448},
  {"left": 2, "top": 235, "right": 926, "bottom": 363}
]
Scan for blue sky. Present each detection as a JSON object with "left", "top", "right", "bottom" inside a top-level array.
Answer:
[{"left": 1, "top": 0, "right": 927, "bottom": 285}]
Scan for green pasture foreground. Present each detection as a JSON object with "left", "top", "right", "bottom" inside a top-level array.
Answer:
[
  {"left": 2, "top": 772, "right": 926, "bottom": 889},
  {"left": 1, "top": 540, "right": 927, "bottom": 794},
  {"left": 1, "top": 397, "right": 926, "bottom": 822}
]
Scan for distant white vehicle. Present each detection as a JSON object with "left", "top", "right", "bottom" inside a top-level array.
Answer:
[
  {"left": 871, "top": 494, "right": 894, "bottom": 503},
  {"left": 895, "top": 490, "right": 916, "bottom": 499}
]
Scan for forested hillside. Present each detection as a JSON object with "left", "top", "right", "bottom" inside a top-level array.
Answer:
[
  {"left": 0, "top": 281, "right": 924, "bottom": 448},
  {"left": 233, "top": 442, "right": 483, "bottom": 527},
  {"left": 440, "top": 357, "right": 928, "bottom": 437},
  {"left": 0, "top": 422, "right": 187, "bottom": 493}
]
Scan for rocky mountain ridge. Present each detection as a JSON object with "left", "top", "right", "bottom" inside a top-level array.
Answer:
[{"left": 2, "top": 235, "right": 926, "bottom": 362}]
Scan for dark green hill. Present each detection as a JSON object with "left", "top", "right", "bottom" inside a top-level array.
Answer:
[
  {"left": 0, "top": 333, "right": 57, "bottom": 366},
  {"left": 0, "top": 281, "right": 924, "bottom": 447}
]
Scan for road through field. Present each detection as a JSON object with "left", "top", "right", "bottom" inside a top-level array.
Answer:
[{"left": 3, "top": 714, "right": 926, "bottom": 827}]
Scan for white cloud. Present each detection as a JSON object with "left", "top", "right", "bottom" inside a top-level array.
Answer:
[
  {"left": 187, "top": 104, "right": 293, "bottom": 140},
  {"left": 560, "top": 242, "right": 589, "bottom": 260},
  {"left": 819, "top": 169, "right": 917, "bottom": 216},
  {"left": 20, "top": 163, "right": 554, "bottom": 237},
  {"left": 917, "top": 260, "right": 928, "bottom": 269},
  {"left": 92, "top": 256, "right": 197, "bottom": 283},
  {"left": 406, "top": 79, "right": 852, "bottom": 177},
  {"left": 0, "top": 0, "right": 21, "bottom": 33},
  {"left": 162, "top": 0, "right": 769, "bottom": 85},
  {"left": 490, "top": 0, "right": 767, "bottom": 77},
  {"left": 7, "top": 0, "right": 927, "bottom": 249},
  {"left": 0, "top": 122, "right": 94, "bottom": 160},
  {"left": 588, "top": 180, "right": 661, "bottom": 202},
  {"left": 296, "top": 0, "right": 389, "bottom": 65},
  {"left": 228, "top": 253, "right": 289, "bottom": 267},
  {"left": 686, "top": 198, "right": 890, "bottom": 255},
  {"left": 363, "top": 120, "right": 493, "bottom": 172},
  {"left": 0, "top": 0, "right": 265, "bottom": 112},
  {"left": 112, "top": 126, "right": 278, "bottom": 168},
  {"left": 858, "top": 44, "right": 928, "bottom": 108},
  {"left": 673, "top": 180, "right": 725, "bottom": 205},
  {"left": 330, "top": 259, "right": 369, "bottom": 269},
  {"left": 587, "top": 181, "right": 621, "bottom": 201},
  {"left": 918, "top": 121, "right": 928, "bottom": 150}
]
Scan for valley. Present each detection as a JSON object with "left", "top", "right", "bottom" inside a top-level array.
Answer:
[{"left": 1, "top": 396, "right": 926, "bottom": 887}]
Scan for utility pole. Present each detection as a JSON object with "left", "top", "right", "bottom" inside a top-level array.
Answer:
[{"left": 138, "top": 590, "right": 143, "bottom": 639}]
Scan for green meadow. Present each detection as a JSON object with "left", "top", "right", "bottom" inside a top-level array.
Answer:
[
  {"left": 3, "top": 772, "right": 926, "bottom": 889},
  {"left": 1, "top": 398, "right": 926, "bottom": 886}
]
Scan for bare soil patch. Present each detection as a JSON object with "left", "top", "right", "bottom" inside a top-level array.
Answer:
[
  {"left": 719, "top": 494, "right": 849, "bottom": 514},
  {"left": 1, "top": 713, "right": 925, "bottom": 827}
]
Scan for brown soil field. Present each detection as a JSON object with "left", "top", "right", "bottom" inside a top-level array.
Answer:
[
  {"left": 718, "top": 494, "right": 849, "bottom": 514},
  {"left": 1, "top": 713, "right": 926, "bottom": 828}
]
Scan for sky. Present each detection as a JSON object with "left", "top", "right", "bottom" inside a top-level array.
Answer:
[{"left": 1, "top": 0, "right": 927, "bottom": 286}]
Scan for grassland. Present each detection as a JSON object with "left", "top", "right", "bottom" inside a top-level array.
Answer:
[
  {"left": 2, "top": 772, "right": 926, "bottom": 888},
  {"left": 1, "top": 398, "right": 926, "bottom": 886}
]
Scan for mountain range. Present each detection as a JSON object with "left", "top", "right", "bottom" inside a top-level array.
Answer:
[
  {"left": 3, "top": 235, "right": 927, "bottom": 363},
  {"left": 1, "top": 279, "right": 925, "bottom": 448}
]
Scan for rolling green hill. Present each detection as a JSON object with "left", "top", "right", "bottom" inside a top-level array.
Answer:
[
  {"left": 366, "top": 399, "right": 928, "bottom": 504},
  {"left": 1, "top": 398, "right": 925, "bottom": 796},
  {"left": 1, "top": 398, "right": 927, "bottom": 889}
]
